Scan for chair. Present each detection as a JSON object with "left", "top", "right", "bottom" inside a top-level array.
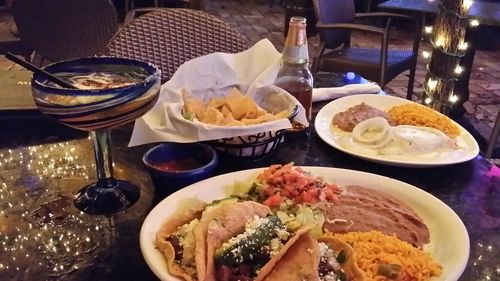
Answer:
[
  {"left": 125, "top": 0, "right": 208, "bottom": 12},
  {"left": 311, "top": 0, "right": 421, "bottom": 100},
  {"left": 12, "top": 0, "right": 118, "bottom": 64},
  {"left": 107, "top": 8, "right": 248, "bottom": 83},
  {"left": 486, "top": 111, "right": 500, "bottom": 158}
]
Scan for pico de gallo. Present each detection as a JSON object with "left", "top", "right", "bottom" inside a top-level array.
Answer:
[{"left": 249, "top": 163, "right": 342, "bottom": 208}]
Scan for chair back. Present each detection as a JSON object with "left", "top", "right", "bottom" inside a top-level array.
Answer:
[
  {"left": 107, "top": 9, "right": 248, "bottom": 83},
  {"left": 12, "top": 0, "right": 118, "bottom": 62},
  {"left": 312, "top": 0, "right": 354, "bottom": 49}
]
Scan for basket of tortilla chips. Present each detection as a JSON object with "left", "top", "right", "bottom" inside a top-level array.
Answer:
[{"left": 181, "top": 86, "right": 300, "bottom": 159}]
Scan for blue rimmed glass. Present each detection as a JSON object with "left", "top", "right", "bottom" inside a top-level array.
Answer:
[{"left": 32, "top": 57, "right": 161, "bottom": 215}]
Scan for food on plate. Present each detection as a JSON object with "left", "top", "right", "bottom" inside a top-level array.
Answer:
[
  {"left": 343, "top": 117, "right": 459, "bottom": 156},
  {"left": 317, "top": 185, "right": 430, "bottom": 247},
  {"left": 247, "top": 163, "right": 342, "bottom": 208},
  {"left": 351, "top": 117, "right": 393, "bottom": 149},
  {"left": 181, "top": 88, "right": 290, "bottom": 126},
  {"left": 332, "top": 103, "right": 395, "bottom": 132},
  {"left": 209, "top": 214, "right": 309, "bottom": 281},
  {"left": 264, "top": 234, "right": 365, "bottom": 281},
  {"left": 333, "top": 231, "right": 442, "bottom": 281},
  {"left": 155, "top": 200, "right": 270, "bottom": 281},
  {"left": 388, "top": 104, "right": 460, "bottom": 137},
  {"left": 154, "top": 164, "right": 442, "bottom": 281},
  {"left": 155, "top": 202, "right": 206, "bottom": 281}
]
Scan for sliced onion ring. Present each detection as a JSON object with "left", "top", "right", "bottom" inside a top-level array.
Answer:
[{"left": 352, "top": 117, "right": 392, "bottom": 147}]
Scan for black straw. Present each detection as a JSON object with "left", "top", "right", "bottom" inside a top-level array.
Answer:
[{"left": 5, "top": 52, "right": 78, "bottom": 89}]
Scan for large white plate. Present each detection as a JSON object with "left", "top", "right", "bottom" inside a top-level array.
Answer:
[
  {"left": 315, "top": 94, "right": 479, "bottom": 167},
  {"left": 140, "top": 167, "right": 469, "bottom": 281}
]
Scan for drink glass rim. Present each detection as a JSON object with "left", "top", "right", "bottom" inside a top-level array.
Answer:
[{"left": 31, "top": 56, "right": 161, "bottom": 95}]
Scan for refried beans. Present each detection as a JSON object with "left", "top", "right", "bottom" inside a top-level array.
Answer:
[
  {"left": 332, "top": 103, "right": 396, "bottom": 132},
  {"left": 319, "top": 185, "right": 430, "bottom": 247}
]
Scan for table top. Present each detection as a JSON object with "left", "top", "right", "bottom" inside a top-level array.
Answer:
[
  {"left": 378, "top": 0, "right": 500, "bottom": 26},
  {"left": 0, "top": 74, "right": 498, "bottom": 281}
]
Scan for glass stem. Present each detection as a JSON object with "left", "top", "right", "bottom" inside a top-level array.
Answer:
[{"left": 91, "top": 129, "right": 114, "bottom": 187}]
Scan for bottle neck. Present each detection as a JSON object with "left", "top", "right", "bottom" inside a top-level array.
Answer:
[{"left": 283, "top": 19, "right": 309, "bottom": 65}]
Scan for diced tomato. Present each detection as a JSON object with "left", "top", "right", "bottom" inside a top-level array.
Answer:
[
  {"left": 263, "top": 193, "right": 282, "bottom": 208},
  {"left": 302, "top": 188, "right": 319, "bottom": 202},
  {"left": 257, "top": 163, "right": 342, "bottom": 207}
]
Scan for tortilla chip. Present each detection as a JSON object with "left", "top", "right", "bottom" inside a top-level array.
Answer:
[
  {"left": 225, "top": 88, "right": 258, "bottom": 120},
  {"left": 200, "top": 107, "right": 224, "bottom": 125},
  {"left": 155, "top": 202, "right": 206, "bottom": 281}
]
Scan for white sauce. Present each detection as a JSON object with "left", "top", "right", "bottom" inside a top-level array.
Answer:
[{"left": 338, "top": 118, "right": 467, "bottom": 161}]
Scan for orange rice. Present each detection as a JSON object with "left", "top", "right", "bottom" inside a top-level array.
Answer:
[
  {"left": 332, "top": 231, "right": 442, "bottom": 281},
  {"left": 388, "top": 104, "right": 460, "bottom": 137}
]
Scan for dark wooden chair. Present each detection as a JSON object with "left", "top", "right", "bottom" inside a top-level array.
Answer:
[
  {"left": 486, "top": 111, "right": 499, "bottom": 158},
  {"left": 311, "top": 0, "right": 421, "bottom": 100},
  {"left": 107, "top": 8, "right": 248, "bottom": 83},
  {"left": 12, "top": 0, "right": 119, "bottom": 65}
]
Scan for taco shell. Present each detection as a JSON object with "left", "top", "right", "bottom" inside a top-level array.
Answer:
[
  {"left": 263, "top": 234, "right": 365, "bottom": 281},
  {"left": 155, "top": 202, "right": 206, "bottom": 281}
]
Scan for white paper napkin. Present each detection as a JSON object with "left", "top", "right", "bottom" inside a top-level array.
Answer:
[
  {"left": 128, "top": 39, "right": 309, "bottom": 146},
  {"left": 312, "top": 83, "right": 382, "bottom": 102}
]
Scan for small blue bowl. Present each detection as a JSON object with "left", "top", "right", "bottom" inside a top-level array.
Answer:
[{"left": 143, "top": 143, "right": 218, "bottom": 200}]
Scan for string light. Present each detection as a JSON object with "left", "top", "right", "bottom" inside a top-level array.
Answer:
[
  {"left": 454, "top": 65, "right": 464, "bottom": 74},
  {"left": 422, "top": 51, "right": 431, "bottom": 59},
  {"left": 424, "top": 26, "right": 433, "bottom": 34},
  {"left": 427, "top": 78, "right": 438, "bottom": 91},
  {"left": 463, "top": 0, "right": 473, "bottom": 11},
  {"left": 449, "top": 95, "right": 459, "bottom": 103},
  {"left": 458, "top": 41, "right": 469, "bottom": 51},
  {"left": 425, "top": 97, "right": 433, "bottom": 104},
  {"left": 470, "top": 19, "right": 480, "bottom": 26},
  {"left": 435, "top": 35, "right": 446, "bottom": 48}
]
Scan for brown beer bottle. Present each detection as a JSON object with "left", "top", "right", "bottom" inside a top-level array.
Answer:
[{"left": 274, "top": 16, "right": 314, "bottom": 123}]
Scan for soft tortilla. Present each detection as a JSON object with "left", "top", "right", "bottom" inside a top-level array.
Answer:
[
  {"left": 263, "top": 234, "right": 365, "bottom": 281},
  {"left": 195, "top": 201, "right": 272, "bottom": 281},
  {"left": 155, "top": 202, "right": 206, "bottom": 281}
]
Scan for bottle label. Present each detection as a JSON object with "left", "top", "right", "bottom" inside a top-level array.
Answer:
[{"left": 282, "top": 45, "right": 309, "bottom": 63}]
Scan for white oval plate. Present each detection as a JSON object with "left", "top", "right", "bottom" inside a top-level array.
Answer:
[
  {"left": 140, "top": 167, "right": 469, "bottom": 281},
  {"left": 314, "top": 94, "right": 479, "bottom": 167}
]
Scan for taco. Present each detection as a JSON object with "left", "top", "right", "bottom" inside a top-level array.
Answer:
[
  {"left": 204, "top": 210, "right": 310, "bottom": 281},
  {"left": 194, "top": 200, "right": 272, "bottom": 281},
  {"left": 262, "top": 234, "right": 365, "bottom": 281},
  {"left": 155, "top": 200, "right": 271, "bottom": 281},
  {"left": 155, "top": 202, "right": 206, "bottom": 281}
]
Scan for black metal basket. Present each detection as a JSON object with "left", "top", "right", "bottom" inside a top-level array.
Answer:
[
  {"left": 206, "top": 105, "right": 299, "bottom": 161},
  {"left": 206, "top": 129, "right": 287, "bottom": 160}
]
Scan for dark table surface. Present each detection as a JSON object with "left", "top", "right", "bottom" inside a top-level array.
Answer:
[{"left": 0, "top": 74, "right": 498, "bottom": 281}]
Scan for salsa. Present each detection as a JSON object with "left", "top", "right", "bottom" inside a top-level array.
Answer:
[
  {"left": 252, "top": 163, "right": 342, "bottom": 208},
  {"left": 151, "top": 158, "right": 203, "bottom": 171}
]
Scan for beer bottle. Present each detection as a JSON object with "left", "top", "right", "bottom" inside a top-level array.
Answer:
[{"left": 274, "top": 16, "right": 314, "bottom": 122}]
